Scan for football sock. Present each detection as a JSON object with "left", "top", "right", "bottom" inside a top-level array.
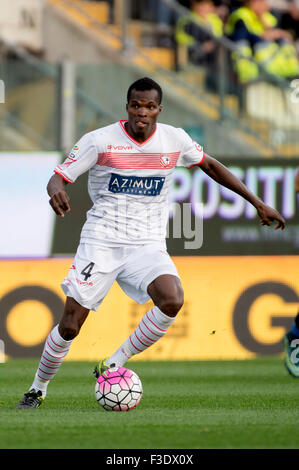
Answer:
[
  {"left": 107, "top": 306, "right": 176, "bottom": 367},
  {"left": 30, "top": 324, "right": 72, "bottom": 397},
  {"left": 291, "top": 314, "right": 299, "bottom": 338}
]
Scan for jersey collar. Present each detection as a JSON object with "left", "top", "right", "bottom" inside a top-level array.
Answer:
[{"left": 119, "top": 120, "right": 157, "bottom": 146}]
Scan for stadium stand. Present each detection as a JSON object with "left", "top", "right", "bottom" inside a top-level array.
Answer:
[{"left": 1, "top": 0, "right": 299, "bottom": 156}]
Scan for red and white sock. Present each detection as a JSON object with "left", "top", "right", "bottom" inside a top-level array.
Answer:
[
  {"left": 107, "top": 306, "right": 176, "bottom": 367},
  {"left": 30, "top": 325, "right": 72, "bottom": 397}
]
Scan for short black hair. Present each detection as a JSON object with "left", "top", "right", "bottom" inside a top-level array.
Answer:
[{"left": 127, "top": 77, "right": 163, "bottom": 104}]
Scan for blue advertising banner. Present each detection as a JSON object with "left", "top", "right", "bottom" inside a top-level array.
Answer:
[{"left": 49, "top": 158, "right": 299, "bottom": 256}]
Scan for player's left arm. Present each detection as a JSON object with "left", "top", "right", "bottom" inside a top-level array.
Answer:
[{"left": 200, "top": 154, "right": 286, "bottom": 230}]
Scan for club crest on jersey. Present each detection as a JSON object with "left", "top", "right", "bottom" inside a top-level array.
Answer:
[
  {"left": 108, "top": 173, "right": 165, "bottom": 196},
  {"left": 160, "top": 154, "right": 171, "bottom": 168}
]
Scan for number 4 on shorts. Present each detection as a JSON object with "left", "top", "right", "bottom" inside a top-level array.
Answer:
[{"left": 81, "top": 262, "right": 95, "bottom": 281}]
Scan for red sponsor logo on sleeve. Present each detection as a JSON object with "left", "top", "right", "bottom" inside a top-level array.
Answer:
[{"left": 194, "top": 142, "right": 203, "bottom": 152}]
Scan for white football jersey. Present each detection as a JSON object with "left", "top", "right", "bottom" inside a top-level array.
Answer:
[{"left": 54, "top": 120, "right": 205, "bottom": 246}]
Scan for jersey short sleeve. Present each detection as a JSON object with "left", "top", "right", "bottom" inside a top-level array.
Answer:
[
  {"left": 54, "top": 133, "right": 98, "bottom": 183},
  {"left": 175, "top": 128, "right": 205, "bottom": 168}
]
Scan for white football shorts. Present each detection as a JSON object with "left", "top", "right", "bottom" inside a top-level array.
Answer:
[{"left": 61, "top": 242, "right": 180, "bottom": 311}]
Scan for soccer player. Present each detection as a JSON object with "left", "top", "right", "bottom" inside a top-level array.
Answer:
[
  {"left": 283, "top": 169, "right": 299, "bottom": 378},
  {"left": 17, "top": 77, "right": 285, "bottom": 408}
]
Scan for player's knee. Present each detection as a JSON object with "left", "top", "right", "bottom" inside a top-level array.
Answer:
[
  {"left": 59, "top": 313, "right": 82, "bottom": 340},
  {"left": 59, "top": 297, "right": 89, "bottom": 340},
  {"left": 59, "top": 324, "right": 79, "bottom": 341},
  {"left": 158, "top": 289, "right": 184, "bottom": 317}
]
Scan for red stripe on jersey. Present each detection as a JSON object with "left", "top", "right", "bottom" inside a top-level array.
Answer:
[
  {"left": 97, "top": 152, "right": 180, "bottom": 169},
  {"left": 54, "top": 169, "right": 74, "bottom": 184},
  {"left": 187, "top": 152, "right": 205, "bottom": 169}
]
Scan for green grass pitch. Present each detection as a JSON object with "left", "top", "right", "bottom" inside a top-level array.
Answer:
[{"left": 0, "top": 358, "right": 298, "bottom": 449}]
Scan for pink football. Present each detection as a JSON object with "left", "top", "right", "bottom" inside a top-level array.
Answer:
[{"left": 95, "top": 366, "right": 143, "bottom": 411}]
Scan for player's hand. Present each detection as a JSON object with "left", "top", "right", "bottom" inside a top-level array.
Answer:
[
  {"left": 256, "top": 203, "right": 285, "bottom": 230},
  {"left": 49, "top": 191, "right": 71, "bottom": 218}
]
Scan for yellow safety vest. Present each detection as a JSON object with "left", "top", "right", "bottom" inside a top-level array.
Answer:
[
  {"left": 226, "top": 7, "right": 299, "bottom": 82},
  {"left": 176, "top": 11, "right": 223, "bottom": 47},
  {"left": 226, "top": 7, "right": 277, "bottom": 37}
]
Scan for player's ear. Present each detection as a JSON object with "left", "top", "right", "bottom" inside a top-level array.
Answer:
[
  {"left": 159, "top": 105, "right": 163, "bottom": 114},
  {"left": 126, "top": 103, "right": 128, "bottom": 112}
]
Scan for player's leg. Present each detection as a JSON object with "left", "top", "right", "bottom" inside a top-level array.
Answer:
[
  {"left": 147, "top": 274, "right": 184, "bottom": 317},
  {"left": 100, "top": 274, "right": 183, "bottom": 371},
  {"left": 30, "top": 297, "right": 89, "bottom": 393},
  {"left": 284, "top": 311, "right": 299, "bottom": 378},
  {"left": 117, "top": 274, "right": 183, "bottom": 359},
  {"left": 16, "top": 297, "right": 89, "bottom": 408}
]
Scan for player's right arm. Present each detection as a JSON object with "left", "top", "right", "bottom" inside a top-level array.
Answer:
[
  {"left": 47, "top": 174, "right": 70, "bottom": 218},
  {"left": 48, "top": 132, "right": 98, "bottom": 218}
]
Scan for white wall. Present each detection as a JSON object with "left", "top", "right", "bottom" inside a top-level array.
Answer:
[
  {"left": 0, "top": 152, "right": 60, "bottom": 257},
  {"left": 0, "top": 0, "right": 43, "bottom": 51}
]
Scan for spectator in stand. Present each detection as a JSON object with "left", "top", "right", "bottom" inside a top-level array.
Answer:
[
  {"left": 175, "top": 0, "right": 223, "bottom": 88},
  {"left": 214, "top": 0, "right": 231, "bottom": 23},
  {"left": 225, "top": 0, "right": 299, "bottom": 83}
]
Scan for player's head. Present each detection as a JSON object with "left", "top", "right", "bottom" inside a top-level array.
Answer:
[
  {"left": 127, "top": 77, "right": 163, "bottom": 105},
  {"left": 126, "top": 77, "right": 163, "bottom": 139}
]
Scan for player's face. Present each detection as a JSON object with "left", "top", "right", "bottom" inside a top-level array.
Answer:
[{"left": 126, "top": 89, "right": 162, "bottom": 141}]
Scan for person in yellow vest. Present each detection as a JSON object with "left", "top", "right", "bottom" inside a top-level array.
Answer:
[
  {"left": 175, "top": 0, "right": 224, "bottom": 88},
  {"left": 226, "top": 0, "right": 299, "bottom": 83}
]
